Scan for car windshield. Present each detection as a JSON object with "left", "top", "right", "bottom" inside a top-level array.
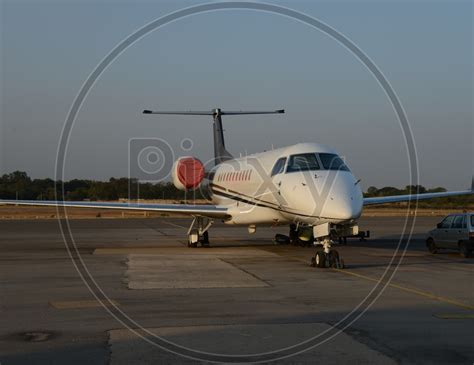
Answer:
[
  {"left": 286, "top": 153, "right": 320, "bottom": 173},
  {"left": 319, "top": 153, "right": 350, "bottom": 171},
  {"left": 439, "top": 216, "right": 454, "bottom": 229}
]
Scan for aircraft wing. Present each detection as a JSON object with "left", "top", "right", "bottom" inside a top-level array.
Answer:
[
  {"left": 363, "top": 182, "right": 474, "bottom": 206},
  {"left": 0, "top": 200, "right": 230, "bottom": 219}
]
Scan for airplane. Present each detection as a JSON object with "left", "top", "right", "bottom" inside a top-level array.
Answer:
[{"left": 1, "top": 108, "right": 473, "bottom": 269}]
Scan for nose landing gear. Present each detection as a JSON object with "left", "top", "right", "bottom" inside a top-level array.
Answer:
[{"left": 310, "top": 238, "right": 345, "bottom": 269}]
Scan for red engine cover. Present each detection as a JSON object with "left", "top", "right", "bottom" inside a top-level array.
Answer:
[{"left": 177, "top": 158, "right": 205, "bottom": 189}]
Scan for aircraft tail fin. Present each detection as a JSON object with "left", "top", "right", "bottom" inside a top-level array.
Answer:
[{"left": 143, "top": 108, "right": 284, "bottom": 165}]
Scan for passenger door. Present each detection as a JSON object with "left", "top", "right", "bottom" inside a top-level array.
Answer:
[
  {"left": 446, "top": 215, "right": 465, "bottom": 249},
  {"left": 434, "top": 215, "right": 455, "bottom": 248}
]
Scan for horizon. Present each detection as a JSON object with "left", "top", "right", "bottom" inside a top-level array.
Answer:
[{"left": 0, "top": 169, "right": 456, "bottom": 192}]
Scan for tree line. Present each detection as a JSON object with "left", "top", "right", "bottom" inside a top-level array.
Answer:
[
  {"left": 0, "top": 171, "right": 472, "bottom": 208},
  {"left": 0, "top": 171, "right": 205, "bottom": 201}
]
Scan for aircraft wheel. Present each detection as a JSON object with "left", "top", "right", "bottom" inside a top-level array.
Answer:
[
  {"left": 274, "top": 234, "right": 290, "bottom": 245},
  {"left": 200, "top": 231, "right": 210, "bottom": 247},
  {"left": 330, "top": 250, "right": 344, "bottom": 269},
  {"left": 188, "top": 229, "right": 199, "bottom": 248},
  {"left": 314, "top": 251, "right": 326, "bottom": 268},
  {"left": 289, "top": 224, "right": 298, "bottom": 245}
]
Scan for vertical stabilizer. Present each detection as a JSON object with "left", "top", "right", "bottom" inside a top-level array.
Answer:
[{"left": 212, "top": 109, "right": 233, "bottom": 165}]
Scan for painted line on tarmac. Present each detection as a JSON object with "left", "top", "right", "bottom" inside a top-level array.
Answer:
[
  {"left": 285, "top": 252, "right": 474, "bottom": 310},
  {"left": 433, "top": 313, "right": 474, "bottom": 319},
  {"left": 332, "top": 268, "right": 474, "bottom": 311},
  {"left": 389, "top": 266, "right": 444, "bottom": 274},
  {"left": 424, "top": 259, "right": 474, "bottom": 274},
  {"left": 365, "top": 252, "right": 426, "bottom": 258}
]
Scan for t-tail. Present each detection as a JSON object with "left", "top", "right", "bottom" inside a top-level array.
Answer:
[{"left": 143, "top": 108, "right": 284, "bottom": 165}]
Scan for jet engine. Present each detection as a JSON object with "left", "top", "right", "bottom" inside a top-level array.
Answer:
[{"left": 172, "top": 157, "right": 205, "bottom": 191}]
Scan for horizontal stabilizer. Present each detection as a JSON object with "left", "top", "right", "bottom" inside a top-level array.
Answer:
[
  {"left": 142, "top": 109, "right": 284, "bottom": 116},
  {"left": 143, "top": 110, "right": 214, "bottom": 115}
]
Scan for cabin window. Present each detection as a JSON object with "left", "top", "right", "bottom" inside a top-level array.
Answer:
[
  {"left": 271, "top": 158, "right": 287, "bottom": 176},
  {"left": 286, "top": 154, "right": 320, "bottom": 173},
  {"left": 318, "top": 153, "right": 350, "bottom": 171}
]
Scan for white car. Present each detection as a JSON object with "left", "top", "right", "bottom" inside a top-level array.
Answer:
[{"left": 426, "top": 213, "right": 474, "bottom": 257}]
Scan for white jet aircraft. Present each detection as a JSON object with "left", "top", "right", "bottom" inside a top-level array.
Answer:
[{"left": 2, "top": 108, "right": 472, "bottom": 268}]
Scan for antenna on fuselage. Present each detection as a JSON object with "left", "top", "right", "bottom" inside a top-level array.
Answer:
[{"left": 142, "top": 108, "right": 285, "bottom": 165}]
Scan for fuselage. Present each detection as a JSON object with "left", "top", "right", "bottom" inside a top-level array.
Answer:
[{"left": 207, "top": 143, "right": 363, "bottom": 226}]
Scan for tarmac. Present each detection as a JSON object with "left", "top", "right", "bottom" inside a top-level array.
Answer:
[{"left": 0, "top": 216, "right": 473, "bottom": 364}]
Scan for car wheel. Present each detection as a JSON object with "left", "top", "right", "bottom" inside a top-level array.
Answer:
[
  {"left": 459, "top": 242, "right": 471, "bottom": 258},
  {"left": 426, "top": 238, "right": 437, "bottom": 254}
]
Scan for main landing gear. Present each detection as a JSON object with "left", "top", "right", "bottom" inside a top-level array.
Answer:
[
  {"left": 187, "top": 216, "right": 213, "bottom": 248},
  {"left": 310, "top": 238, "right": 345, "bottom": 269}
]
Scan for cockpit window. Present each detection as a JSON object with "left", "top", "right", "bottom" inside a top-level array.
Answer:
[
  {"left": 318, "top": 153, "right": 350, "bottom": 171},
  {"left": 271, "top": 157, "right": 287, "bottom": 176},
  {"left": 286, "top": 153, "right": 320, "bottom": 173}
]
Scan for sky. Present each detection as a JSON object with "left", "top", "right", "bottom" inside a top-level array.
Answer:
[{"left": 1, "top": 0, "right": 472, "bottom": 190}]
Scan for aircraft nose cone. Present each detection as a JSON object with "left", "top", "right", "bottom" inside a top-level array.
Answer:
[
  {"left": 322, "top": 196, "right": 361, "bottom": 221},
  {"left": 320, "top": 175, "right": 363, "bottom": 221}
]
